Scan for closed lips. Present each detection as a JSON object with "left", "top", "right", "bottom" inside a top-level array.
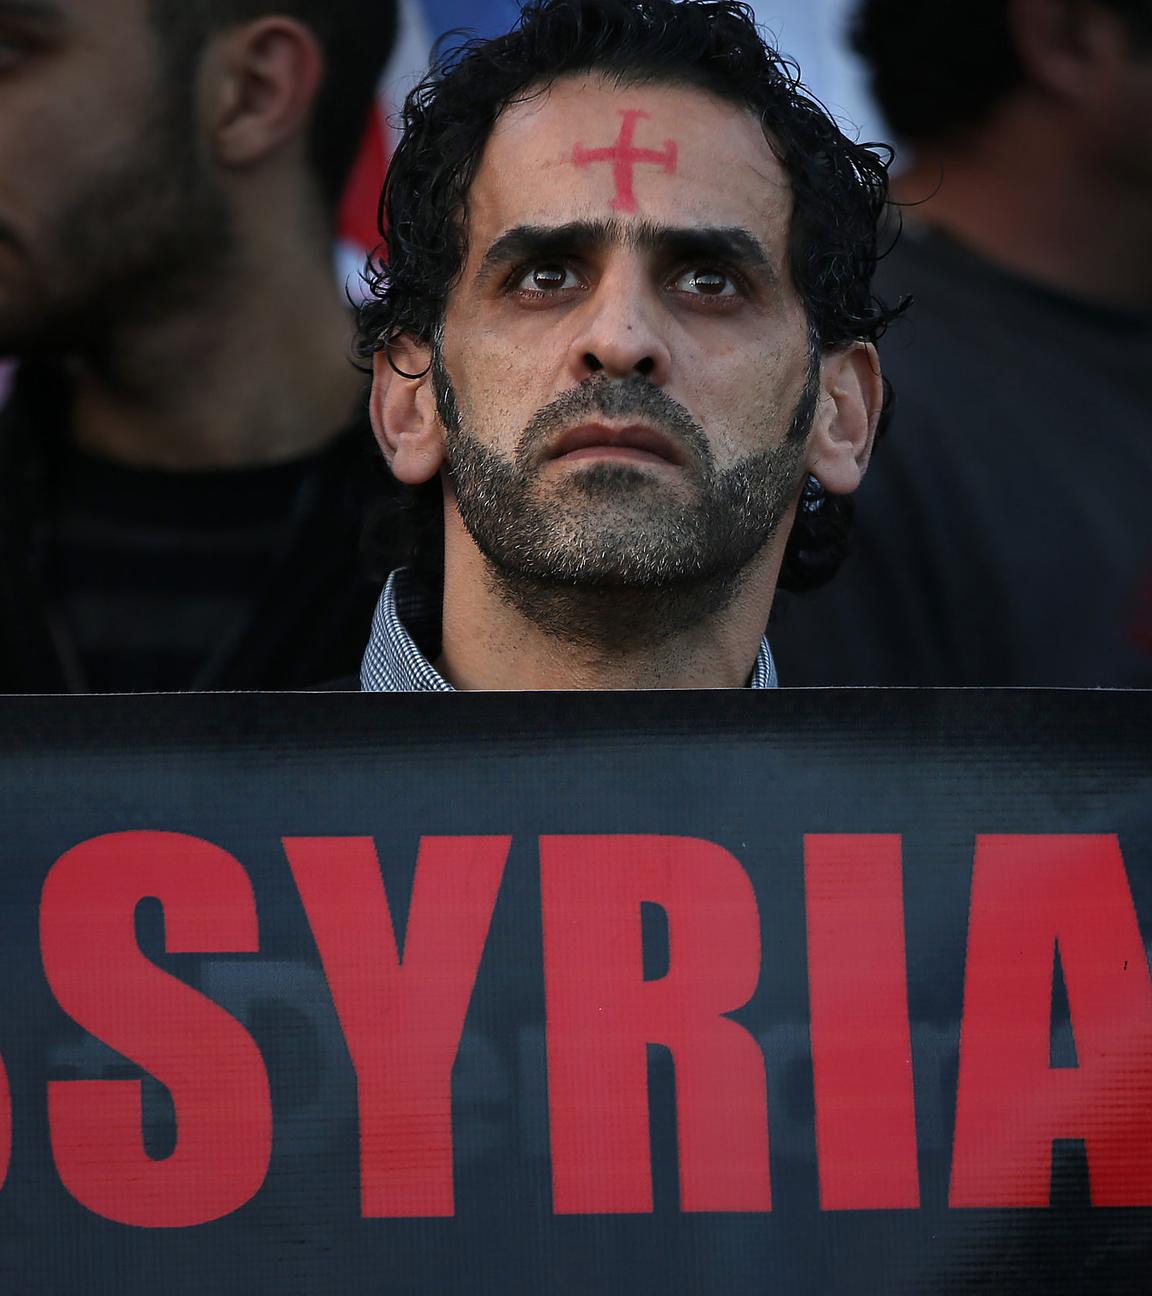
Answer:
[{"left": 550, "top": 423, "right": 685, "bottom": 465}]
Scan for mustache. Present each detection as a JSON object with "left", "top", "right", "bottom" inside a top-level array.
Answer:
[{"left": 515, "top": 375, "right": 711, "bottom": 468}]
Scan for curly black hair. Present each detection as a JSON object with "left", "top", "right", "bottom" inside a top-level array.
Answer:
[{"left": 360, "top": 0, "right": 902, "bottom": 593}]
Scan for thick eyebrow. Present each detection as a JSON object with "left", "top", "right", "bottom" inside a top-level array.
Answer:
[{"left": 476, "top": 219, "right": 776, "bottom": 285}]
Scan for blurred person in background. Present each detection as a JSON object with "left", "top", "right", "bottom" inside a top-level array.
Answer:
[
  {"left": 0, "top": 0, "right": 400, "bottom": 691},
  {"left": 770, "top": 0, "right": 1152, "bottom": 686}
]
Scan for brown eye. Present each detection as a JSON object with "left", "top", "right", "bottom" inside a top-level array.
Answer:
[
  {"left": 511, "top": 262, "right": 580, "bottom": 293},
  {"left": 532, "top": 264, "right": 568, "bottom": 289},
  {"left": 672, "top": 267, "right": 737, "bottom": 297}
]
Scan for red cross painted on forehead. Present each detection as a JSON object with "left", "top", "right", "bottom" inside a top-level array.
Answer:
[{"left": 571, "top": 109, "right": 678, "bottom": 214}]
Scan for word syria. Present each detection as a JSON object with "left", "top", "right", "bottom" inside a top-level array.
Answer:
[{"left": 4, "top": 831, "right": 1148, "bottom": 1227}]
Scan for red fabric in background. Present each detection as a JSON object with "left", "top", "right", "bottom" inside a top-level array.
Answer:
[{"left": 339, "top": 106, "right": 391, "bottom": 256}]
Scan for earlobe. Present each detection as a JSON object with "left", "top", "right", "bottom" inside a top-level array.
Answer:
[
  {"left": 370, "top": 341, "right": 445, "bottom": 485},
  {"left": 805, "top": 343, "right": 883, "bottom": 497}
]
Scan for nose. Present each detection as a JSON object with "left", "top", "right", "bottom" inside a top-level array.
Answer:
[{"left": 566, "top": 266, "right": 672, "bottom": 386}]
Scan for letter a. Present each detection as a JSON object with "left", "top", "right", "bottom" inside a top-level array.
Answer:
[{"left": 951, "top": 835, "right": 1152, "bottom": 1206}]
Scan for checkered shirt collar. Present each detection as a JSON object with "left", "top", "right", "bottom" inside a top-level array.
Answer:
[
  {"left": 360, "top": 570, "right": 452, "bottom": 693},
  {"left": 360, "top": 569, "right": 778, "bottom": 691}
]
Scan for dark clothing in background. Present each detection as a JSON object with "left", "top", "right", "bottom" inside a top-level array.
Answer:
[
  {"left": 770, "top": 224, "right": 1152, "bottom": 688},
  {"left": 0, "top": 365, "right": 398, "bottom": 692}
]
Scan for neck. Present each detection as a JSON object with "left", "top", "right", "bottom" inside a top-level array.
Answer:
[
  {"left": 895, "top": 105, "right": 1152, "bottom": 309},
  {"left": 70, "top": 223, "right": 363, "bottom": 469},
  {"left": 437, "top": 526, "right": 781, "bottom": 691}
]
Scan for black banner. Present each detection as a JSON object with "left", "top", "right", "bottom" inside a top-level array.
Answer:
[{"left": 0, "top": 690, "right": 1149, "bottom": 1293}]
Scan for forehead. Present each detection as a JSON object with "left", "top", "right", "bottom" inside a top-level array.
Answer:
[{"left": 466, "top": 76, "right": 793, "bottom": 256}]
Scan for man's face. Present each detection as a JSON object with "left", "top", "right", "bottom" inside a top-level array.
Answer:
[
  {"left": 0, "top": 0, "right": 230, "bottom": 354},
  {"left": 432, "top": 76, "right": 818, "bottom": 600}
]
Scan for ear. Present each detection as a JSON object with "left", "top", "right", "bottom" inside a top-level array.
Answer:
[
  {"left": 804, "top": 343, "right": 883, "bottom": 496},
  {"left": 203, "top": 18, "right": 324, "bottom": 170},
  {"left": 369, "top": 336, "right": 446, "bottom": 484},
  {"left": 1010, "top": 0, "right": 1131, "bottom": 104}
]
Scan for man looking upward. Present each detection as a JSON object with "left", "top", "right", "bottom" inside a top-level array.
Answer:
[{"left": 359, "top": 0, "right": 895, "bottom": 691}]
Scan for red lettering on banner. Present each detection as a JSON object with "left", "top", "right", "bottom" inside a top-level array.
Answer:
[
  {"left": 806, "top": 835, "right": 920, "bottom": 1209},
  {"left": 283, "top": 835, "right": 509, "bottom": 1218},
  {"left": 951, "top": 835, "right": 1152, "bottom": 1206},
  {"left": 540, "top": 835, "right": 770, "bottom": 1214},
  {"left": 0, "top": 1051, "right": 9, "bottom": 1191},
  {"left": 572, "top": 110, "right": 678, "bottom": 213},
  {"left": 41, "top": 832, "right": 271, "bottom": 1227}
]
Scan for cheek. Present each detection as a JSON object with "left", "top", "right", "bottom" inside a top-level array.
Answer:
[
  {"left": 444, "top": 325, "right": 551, "bottom": 438},
  {"left": 0, "top": 101, "right": 69, "bottom": 208},
  {"left": 689, "top": 339, "right": 787, "bottom": 425},
  {"left": 0, "top": 98, "right": 132, "bottom": 237},
  {"left": 687, "top": 338, "right": 806, "bottom": 460},
  {"left": 444, "top": 352, "right": 527, "bottom": 444}
]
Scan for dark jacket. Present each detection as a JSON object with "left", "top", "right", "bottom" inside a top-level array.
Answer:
[{"left": 0, "top": 364, "right": 397, "bottom": 692}]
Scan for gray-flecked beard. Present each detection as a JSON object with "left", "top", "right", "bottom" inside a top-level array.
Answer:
[{"left": 434, "top": 352, "right": 818, "bottom": 650}]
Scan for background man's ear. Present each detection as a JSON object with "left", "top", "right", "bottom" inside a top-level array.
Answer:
[
  {"left": 203, "top": 18, "right": 324, "bottom": 170},
  {"left": 805, "top": 343, "right": 883, "bottom": 496},
  {"left": 1010, "top": 0, "right": 1129, "bottom": 106},
  {"left": 369, "top": 338, "right": 446, "bottom": 484}
]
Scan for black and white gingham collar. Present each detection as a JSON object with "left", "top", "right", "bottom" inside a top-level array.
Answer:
[
  {"left": 360, "top": 570, "right": 452, "bottom": 692},
  {"left": 749, "top": 634, "right": 779, "bottom": 689},
  {"left": 360, "top": 569, "right": 778, "bottom": 691}
]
